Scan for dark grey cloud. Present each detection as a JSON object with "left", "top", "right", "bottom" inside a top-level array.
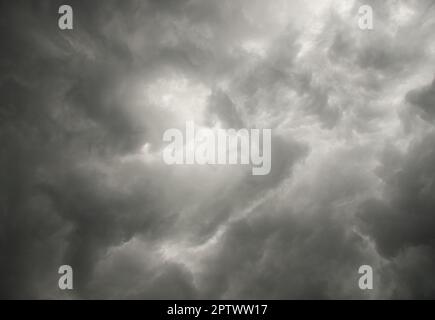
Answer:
[
  {"left": 196, "top": 199, "right": 372, "bottom": 299},
  {"left": 357, "top": 131, "right": 435, "bottom": 298},
  {"left": 407, "top": 78, "right": 435, "bottom": 121},
  {"left": 1, "top": 0, "right": 435, "bottom": 299},
  {"left": 206, "top": 89, "right": 245, "bottom": 129}
]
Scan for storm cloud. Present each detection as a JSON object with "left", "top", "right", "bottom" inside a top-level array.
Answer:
[{"left": 1, "top": 0, "right": 435, "bottom": 299}]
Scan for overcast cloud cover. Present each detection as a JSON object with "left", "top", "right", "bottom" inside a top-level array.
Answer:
[{"left": 1, "top": 0, "right": 435, "bottom": 299}]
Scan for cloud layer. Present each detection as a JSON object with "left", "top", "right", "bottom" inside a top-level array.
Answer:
[{"left": 1, "top": 0, "right": 435, "bottom": 299}]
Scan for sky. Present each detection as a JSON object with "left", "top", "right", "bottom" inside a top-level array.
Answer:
[{"left": 1, "top": 0, "right": 435, "bottom": 299}]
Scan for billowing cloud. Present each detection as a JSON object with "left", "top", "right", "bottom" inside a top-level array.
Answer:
[{"left": 1, "top": 0, "right": 435, "bottom": 299}]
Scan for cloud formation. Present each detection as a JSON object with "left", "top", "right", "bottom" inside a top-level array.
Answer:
[{"left": 1, "top": 0, "right": 435, "bottom": 299}]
